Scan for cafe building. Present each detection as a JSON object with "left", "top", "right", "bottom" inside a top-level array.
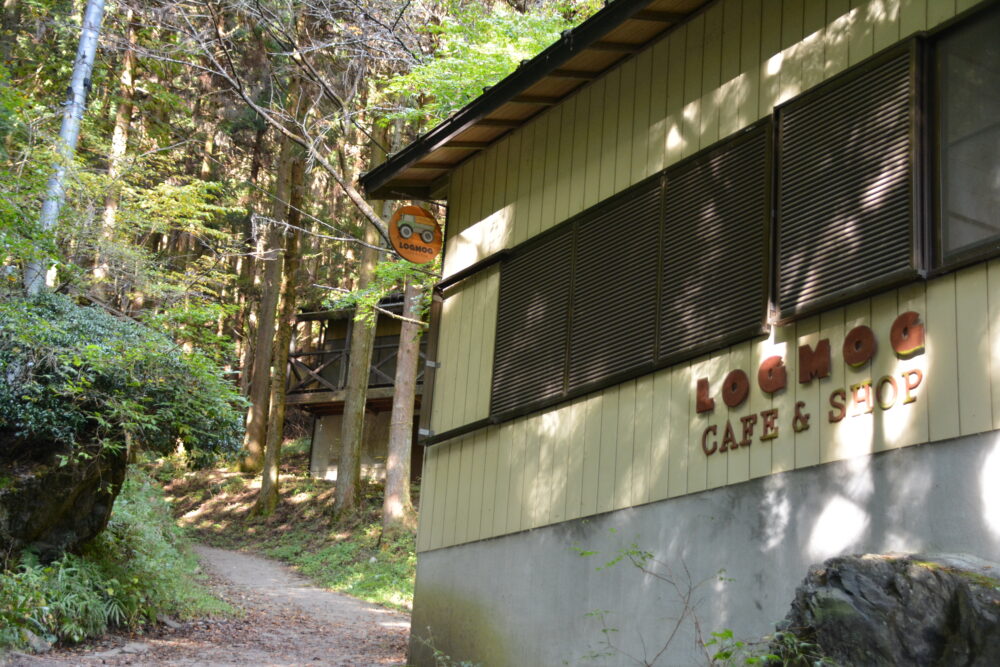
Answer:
[{"left": 361, "top": 0, "right": 1000, "bottom": 663}]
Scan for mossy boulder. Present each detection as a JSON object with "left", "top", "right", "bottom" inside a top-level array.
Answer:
[
  {"left": 777, "top": 553, "right": 1000, "bottom": 666},
  {"left": 0, "top": 439, "right": 126, "bottom": 562},
  {"left": 0, "top": 293, "right": 244, "bottom": 563}
]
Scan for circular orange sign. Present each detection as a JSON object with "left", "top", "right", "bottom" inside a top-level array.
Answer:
[{"left": 388, "top": 205, "right": 442, "bottom": 264}]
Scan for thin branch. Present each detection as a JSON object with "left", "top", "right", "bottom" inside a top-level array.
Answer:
[{"left": 313, "top": 284, "right": 429, "bottom": 327}]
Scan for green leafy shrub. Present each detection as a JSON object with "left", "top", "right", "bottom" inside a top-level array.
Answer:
[
  {"left": 0, "top": 469, "right": 231, "bottom": 650},
  {"left": 0, "top": 292, "right": 244, "bottom": 460}
]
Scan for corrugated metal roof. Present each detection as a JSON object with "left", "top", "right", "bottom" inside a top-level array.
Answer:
[{"left": 360, "top": 0, "right": 712, "bottom": 200}]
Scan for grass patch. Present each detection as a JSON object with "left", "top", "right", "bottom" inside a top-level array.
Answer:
[
  {"left": 264, "top": 522, "right": 415, "bottom": 611},
  {"left": 161, "top": 444, "right": 417, "bottom": 612},
  {"left": 0, "top": 468, "right": 233, "bottom": 652}
]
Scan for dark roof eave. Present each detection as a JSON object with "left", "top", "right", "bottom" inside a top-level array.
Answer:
[{"left": 359, "top": 0, "right": 663, "bottom": 200}]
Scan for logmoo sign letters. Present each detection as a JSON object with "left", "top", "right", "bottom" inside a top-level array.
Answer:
[{"left": 696, "top": 312, "right": 926, "bottom": 456}]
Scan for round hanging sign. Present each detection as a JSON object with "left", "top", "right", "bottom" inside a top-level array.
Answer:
[{"left": 388, "top": 205, "right": 442, "bottom": 264}]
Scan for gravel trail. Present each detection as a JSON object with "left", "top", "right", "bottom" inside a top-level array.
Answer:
[{"left": 5, "top": 545, "right": 410, "bottom": 667}]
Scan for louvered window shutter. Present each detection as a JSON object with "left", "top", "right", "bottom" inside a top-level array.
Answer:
[
  {"left": 490, "top": 228, "right": 573, "bottom": 418},
  {"left": 567, "top": 177, "right": 662, "bottom": 393},
  {"left": 659, "top": 123, "right": 771, "bottom": 364},
  {"left": 776, "top": 43, "right": 921, "bottom": 320}
]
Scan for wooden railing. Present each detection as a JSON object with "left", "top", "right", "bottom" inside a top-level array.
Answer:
[{"left": 286, "top": 336, "right": 426, "bottom": 396}]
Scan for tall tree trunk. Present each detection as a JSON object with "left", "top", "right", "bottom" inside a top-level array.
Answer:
[
  {"left": 25, "top": 0, "right": 106, "bottom": 294},
  {"left": 95, "top": 9, "right": 136, "bottom": 286},
  {"left": 253, "top": 154, "right": 304, "bottom": 516},
  {"left": 199, "top": 115, "right": 216, "bottom": 180},
  {"left": 383, "top": 280, "right": 421, "bottom": 533},
  {"left": 240, "top": 132, "right": 294, "bottom": 472},
  {"left": 333, "top": 220, "right": 380, "bottom": 517},
  {"left": 1, "top": 0, "right": 21, "bottom": 65},
  {"left": 235, "top": 124, "right": 267, "bottom": 396}
]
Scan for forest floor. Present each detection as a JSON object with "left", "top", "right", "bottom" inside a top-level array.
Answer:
[
  {"left": 3, "top": 439, "right": 417, "bottom": 666},
  {"left": 7, "top": 544, "right": 410, "bottom": 666},
  {"left": 157, "top": 439, "right": 417, "bottom": 612}
]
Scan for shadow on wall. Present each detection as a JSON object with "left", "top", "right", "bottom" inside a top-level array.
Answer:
[
  {"left": 408, "top": 581, "right": 507, "bottom": 666},
  {"left": 443, "top": 0, "right": 908, "bottom": 282},
  {"left": 411, "top": 431, "right": 1000, "bottom": 666}
]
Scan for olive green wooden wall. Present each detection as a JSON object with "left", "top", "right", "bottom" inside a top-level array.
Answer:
[{"left": 420, "top": 0, "right": 983, "bottom": 553}]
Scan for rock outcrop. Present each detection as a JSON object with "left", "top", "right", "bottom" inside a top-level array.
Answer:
[
  {"left": 776, "top": 553, "right": 1000, "bottom": 666},
  {"left": 0, "top": 438, "right": 127, "bottom": 563}
]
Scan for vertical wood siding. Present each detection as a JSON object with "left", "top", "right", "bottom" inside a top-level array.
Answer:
[
  {"left": 442, "top": 0, "right": 957, "bottom": 276},
  {"left": 423, "top": 271, "right": 991, "bottom": 551},
  {"left": 430, "top": 267, "right": 499, "bottom": 434},
  {"left": 420, "top": 0, "right": 968, "bottom": 552}
]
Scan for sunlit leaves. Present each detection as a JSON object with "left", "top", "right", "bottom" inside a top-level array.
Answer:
[
  {"left": 325, "top": 257, "right": 436, "bottom": 324},
  {"left": 382, "top": 0, "right": 600, "bottom": 125}
]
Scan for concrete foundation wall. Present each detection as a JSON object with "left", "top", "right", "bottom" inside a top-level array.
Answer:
[
  {"left": 409, "top": 431, "right": 1000, "bottom": 666},
  {"left": 309, "top": 411, "right": 392, "bottom": 481}
]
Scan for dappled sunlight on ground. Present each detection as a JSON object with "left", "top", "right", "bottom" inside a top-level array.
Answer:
[{"left": 163, "top": 461, "right": 339, "bottom": 542}]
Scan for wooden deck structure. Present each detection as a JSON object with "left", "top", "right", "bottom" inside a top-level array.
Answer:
[{"left": 287, "top": 302, "right": 426, "bottom": 479}]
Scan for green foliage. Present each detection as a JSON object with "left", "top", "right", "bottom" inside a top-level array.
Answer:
[
  {"left": 705, "top": 628, "right": 838, "bottom": 666},
  {"left": 383, "top": 0, "right": 601, "bottom": 125},
  {"left": 263, "top": 520, "right": 416, "bottom": 611},
  {"left": 705, "top": 629, "right": 757, "bottom": 664},
  {"left": 0, "top": 292, "right": 245, "bottom": 458},
  {"left": 144, "top": 300, "right": 239, "bottom": 366},
  {"left": 326, "top": 257, "right": 434, "bottom": 325},
  {"left": 415, "top": 631, "right": 483, "bottom": 667},
  {"left": 0, "top": 469, "right": 232, "bottom": 650},
  {"left": 760, "top": 630, "right": 838, "bottom": 667},
  {"left": 130, "top": 179, "right": 235, "bottom": 242},
  {"left": 0, "top": 66, "right": 56, "bottom": 271}
]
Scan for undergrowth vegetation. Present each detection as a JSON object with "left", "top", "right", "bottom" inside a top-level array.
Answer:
[
  {"left": 0, "top": 469, "right": 232, "bottom": 651},
  {"left": 161, "top": 439, "right": 416, "bottom": 612}
]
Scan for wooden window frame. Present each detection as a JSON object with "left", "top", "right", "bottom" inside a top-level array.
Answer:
[{"left": 928, "top": 2, "right": 1000, "bottom": 274}]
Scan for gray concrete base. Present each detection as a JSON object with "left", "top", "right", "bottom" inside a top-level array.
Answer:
[
  {"left": 409, "top": 431, "right": 1000, "bottom": 666},
  {"left": 309, "top": 412, "right": 391, "bottom": 481}
]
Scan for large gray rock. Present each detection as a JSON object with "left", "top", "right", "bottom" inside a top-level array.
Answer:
[
  {"left": 776, "top": 553, "right": 1000, "bottom": 666},
  {"left": 0, "top": 438, "right": 127, "bottom": 563}
]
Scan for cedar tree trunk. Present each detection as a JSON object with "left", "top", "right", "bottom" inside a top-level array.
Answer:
[
  {"left": 332, "top": 221, "right": 380, "bottom": 517},
  {"left": 240, "top": 131, "right": 294, "bottom": 472},
  {"left": 383, "top": 280, "right": 421, "bottom": 532},
  {"left": 253, "top": 155, "right": 304, "bottom": 516}
]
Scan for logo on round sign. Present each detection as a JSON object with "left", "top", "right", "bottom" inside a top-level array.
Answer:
[{"left": 388, "top": 206, "right": 442, "bottom": 264}]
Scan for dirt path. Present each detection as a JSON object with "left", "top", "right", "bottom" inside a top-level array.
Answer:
[{"left": 8, "top": 545, "right": 410, "bottom": 667}]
